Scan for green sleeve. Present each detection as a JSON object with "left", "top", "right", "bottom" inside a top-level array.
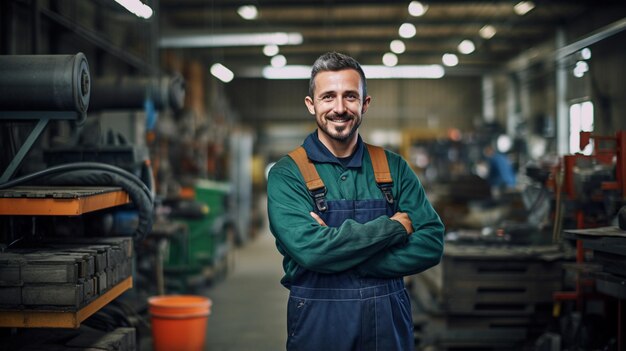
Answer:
[
  {"left": 267, "top": 157, "right": 408, "bottom": 274},
  {"left": 356, "top": 154, "right": 445, "bottom": 278}
]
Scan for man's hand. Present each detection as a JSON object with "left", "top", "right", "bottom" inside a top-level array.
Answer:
[
  {"left": 310, "top": 212, "right": 327, "bottom": 226},
  {"left": 391, "top": 212, "right": 413, "bottom": 235}
]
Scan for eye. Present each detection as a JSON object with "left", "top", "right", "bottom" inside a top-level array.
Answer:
[
  {"left": 321, "top": 94, "right": 334, "bottom": 101},
  {"left": 345, "top": 94, "right": 358, "bottom": 101}
]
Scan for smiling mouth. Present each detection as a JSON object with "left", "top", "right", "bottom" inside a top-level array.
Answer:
[{"left": 327, "top": 115, "right": 353, "bottom": 123}]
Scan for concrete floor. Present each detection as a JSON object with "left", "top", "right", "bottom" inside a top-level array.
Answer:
[{"left": 203, "top": 229, "right": 288, "bottom": 350}]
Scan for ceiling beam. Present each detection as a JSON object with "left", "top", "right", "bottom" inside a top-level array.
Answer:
[
  {"left": 164, "top": 16, "right": 561, "bottom": 28},
  {"left": 160, "top": 0, "right": 602, "bottom": 10}
]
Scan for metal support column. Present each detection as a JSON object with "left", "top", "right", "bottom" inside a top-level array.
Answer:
[{"left": 555, "top": 28, "right": 570, "bottom": 156}]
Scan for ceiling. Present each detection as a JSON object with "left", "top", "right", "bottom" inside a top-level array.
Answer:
[{"left": 157, "top": 0, "right": 625, "bottom": 77}]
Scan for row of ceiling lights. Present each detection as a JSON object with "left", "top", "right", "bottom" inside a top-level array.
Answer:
[
  {"left": 152, "top": 0, "right": 589, "bottom": 82},
  {"left": 115, "top": 0, "right": 538, "bottom": 81},
  {"left": 234, "top": 0, "right": 536, "bottom": 73},
  {"left": 229, "top": 0, "right": 536, "bottom": 81},
  {"left": 384, "top": 1, "right": 535, "bottom": 68}
]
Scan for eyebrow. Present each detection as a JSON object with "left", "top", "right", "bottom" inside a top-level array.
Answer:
[{"left": 316, "top": 89, "right": 361, "bottom": 98}]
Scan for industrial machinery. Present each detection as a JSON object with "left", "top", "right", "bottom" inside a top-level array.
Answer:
[
  {"left": 555, "top": 131, "right": 626, "bottom": 230},
  {"left": 89, "top": 75, "right": 186, "bottom": 113},
  {"left": 162, "top": 180, "right": 235, "bottom": 292},
  {"left": 548, "top": 131, "right": 626, "bottom": 350}
]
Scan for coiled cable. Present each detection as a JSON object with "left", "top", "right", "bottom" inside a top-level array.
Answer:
[{"left": 0, "top": 162, "right": 154, "bottom": 241}]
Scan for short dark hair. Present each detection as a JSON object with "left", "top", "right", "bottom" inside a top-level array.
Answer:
[{"left": 308, "top": 52, "right": 367, "bottom": 99}]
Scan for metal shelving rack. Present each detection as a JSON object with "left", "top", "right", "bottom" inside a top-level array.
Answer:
[
  {"left": 0, "top": 186, "right": 133, "bottom": 329},
  {"left": 0, "top": 186, "right": 130, "bottom": 216}
]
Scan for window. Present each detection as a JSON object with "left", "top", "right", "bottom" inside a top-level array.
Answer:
[{"left": 569, "top": 101, "right": 594, "bottom": 155}]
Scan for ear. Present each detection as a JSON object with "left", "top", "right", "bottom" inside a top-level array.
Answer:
[
  {"left": 361, "top": 95, "right": 372, "bottom": 114},
  {"left": 304, "top": 96, "right": 315, "bottom": 115}
]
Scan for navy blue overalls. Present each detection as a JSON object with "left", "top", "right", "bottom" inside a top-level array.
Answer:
[{"left": 286, "top": 145, "right": 415, "bottom": 351}]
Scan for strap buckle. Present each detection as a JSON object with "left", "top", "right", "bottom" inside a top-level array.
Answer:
[
  {"left": 378, "top": 183, "right": 394, "bottom": 204},
  {"left": 310, "top": 187, "right": 328, "bottom": 212}
]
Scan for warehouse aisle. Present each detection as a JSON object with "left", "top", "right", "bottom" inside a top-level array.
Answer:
[{"left": 203, "top": 225, "right": 288, "bottom": 350}]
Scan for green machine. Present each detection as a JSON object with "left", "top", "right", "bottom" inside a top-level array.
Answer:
[{"left": 164, "top": 180, "right": 234, "bottom": 291}]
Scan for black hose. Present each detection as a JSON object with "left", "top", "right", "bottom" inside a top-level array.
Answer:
[
  {"left": 0, "top": 162, "right": 154, "bottom": 241},
  {"left": 43, "top": 170, "right": 153, "bottom": 241},
  {"left": 0, "top": 162, "right": 153, "bottom": 201}
]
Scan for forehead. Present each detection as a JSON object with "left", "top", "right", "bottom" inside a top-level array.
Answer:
[{"left": 313, "top": 69, "right": 362, "bottom": 95}]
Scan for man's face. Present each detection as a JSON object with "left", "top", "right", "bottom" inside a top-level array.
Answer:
[{"left": 305, "top": 69, "right": 371, "bottom": 144}]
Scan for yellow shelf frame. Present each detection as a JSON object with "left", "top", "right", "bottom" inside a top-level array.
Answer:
[{"left": 0, "top": 277, "right": 133, "bottom": 328}]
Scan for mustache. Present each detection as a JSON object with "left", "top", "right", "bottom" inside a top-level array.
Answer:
[{"left": 326, "top": 113, "right": 355, "bottom": 120}]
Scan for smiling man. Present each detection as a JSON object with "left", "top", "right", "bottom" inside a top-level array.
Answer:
[
  {"left": 304, "top": 65, "right": 367, "bottom": 148},
  {"left": 267, "top": 52, "right": 445, "bottom": 351}
]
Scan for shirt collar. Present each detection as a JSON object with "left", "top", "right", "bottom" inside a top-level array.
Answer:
[{"left": 302, "top": 130, "right": 364, "bottom": 168}]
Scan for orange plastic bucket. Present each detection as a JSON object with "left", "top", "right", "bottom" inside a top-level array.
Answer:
[{"left": 148, "top": 295, "right": 212, "bottom": 351}]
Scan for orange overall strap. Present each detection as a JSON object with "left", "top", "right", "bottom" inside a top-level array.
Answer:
[
  {"left": 365, "top": 143, "right": 392, "bottom": 184},
  {"left": 365, "top": 143, "right": 394, "bottom": 204},
  {"left": 288, "top": 146, "right": 328, "bottom": 211},
  {"left": 288, "top": 146, "right": 325, "bottom": 192}
]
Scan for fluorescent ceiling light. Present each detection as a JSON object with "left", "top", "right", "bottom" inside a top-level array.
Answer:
[
  {"left": 390, "top": 40, "right": 406, "bottom": 54},
  {"left": 573, "top": 61, "right": 589, "bottom": 78},
  {"left": 399, "top": 23, "right": 417, "bottom": 39},
  {"left": 382, "top": 53, "right": 398, "bottom": 67},
  {"left": 114, "top": 0, "right": 153, "bottom": 19},
  {"left": 408, "top": 1, "right": 428, "bottom": 17},
  {"left": 458, "top": 39, "right": 475, "bottom": 54},
  {"left": 159, "top": 32, "right": 303, "bottom": 48},
  {"left": 211, "top": 63, "right": 234, "bottom": 83},
  {"left": 262, "top": 65, "right": 310, "bottom": 79},
  {"left": 262, "top": 65, "right": 444, "bottom": 79},
  {"left": 271, "top": 55, "right": 287, "bottom": 68},
  {"left": 263, "top": 44, "right": 279, "bottom": 56},
  {"left": 514, "top": 1, "right": 535, "bottom": 16},
  {"left": 580, "top": 47, "right": 592, "bottom": 60},
  {"left": 365, "top": 65, "right": 444, "bottom": 79},
  {"left": 442, "top": 53, "right": 458, "bottom": 67},
  {"left": 237, "top": 5, "right": 258, "bottom": 20},
  {"left": 479, "top": 25, "right": 496, "bottom": 39}
]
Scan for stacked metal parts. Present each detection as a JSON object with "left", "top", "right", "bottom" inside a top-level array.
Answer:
[{"left": 0, "top": 237, "right": 132, "bottom": 311}]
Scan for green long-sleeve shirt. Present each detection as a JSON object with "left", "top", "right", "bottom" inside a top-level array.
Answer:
[{"left": 267, "top": 131, "right": 444, "bottom": 287}]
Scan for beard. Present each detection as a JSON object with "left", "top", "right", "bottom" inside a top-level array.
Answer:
[{"left": 317, "top": 113, "right": 362, "bottom": 142}]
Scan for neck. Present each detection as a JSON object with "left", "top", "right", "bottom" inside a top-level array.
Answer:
[{"left": 318, "top": 131, "right": 359, "bottom": 158}]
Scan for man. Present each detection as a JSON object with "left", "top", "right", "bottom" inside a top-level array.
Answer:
[
  {"left": 267, "top": 52, "right": 444, "bottom": 350},
  {"left": 483, "top": 144, "right": 516, "bottom": 193}
]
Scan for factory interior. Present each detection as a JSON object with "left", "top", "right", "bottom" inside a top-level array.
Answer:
[{"left": 1, "top": 1, "right": 626, "bottom": 350}]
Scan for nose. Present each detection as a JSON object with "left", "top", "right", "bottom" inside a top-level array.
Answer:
[{"left": 333, "top": 97, "right": 346, "bottom": 115}]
